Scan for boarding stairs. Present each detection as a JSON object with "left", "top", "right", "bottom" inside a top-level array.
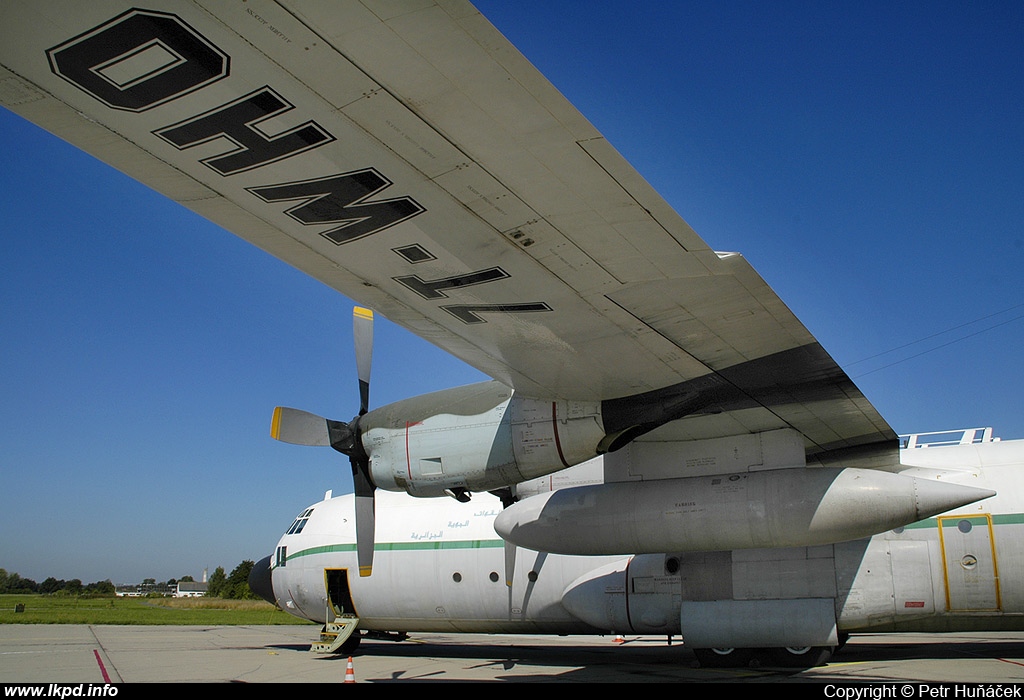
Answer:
[{"left": 311, "top": 615, "right": 359, "bottom": 653}]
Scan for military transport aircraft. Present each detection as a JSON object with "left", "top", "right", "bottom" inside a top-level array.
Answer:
[
  {"left": 247, "top": 427, "right": 1021, "bottom": 668},
  {"left": 0, "top": 1, "right": 1016, "bottom": 668}
]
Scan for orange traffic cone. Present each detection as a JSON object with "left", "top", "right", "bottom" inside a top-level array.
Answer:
[
  {"left": 614, "top": 633, "right": 625, "bottom": 644},
  {"left": 345, "top": 656, "right": 356, "bottom": 683}
]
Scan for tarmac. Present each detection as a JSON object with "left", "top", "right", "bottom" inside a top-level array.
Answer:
[{"left": 2, "top": 625, "right": 1024, "bottom": 683}]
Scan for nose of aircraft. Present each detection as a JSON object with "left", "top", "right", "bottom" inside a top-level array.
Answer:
[{"left": 248, "top": 555, "right": 275, "bottom": 605}]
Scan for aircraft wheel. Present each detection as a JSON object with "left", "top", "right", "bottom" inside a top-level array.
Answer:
[
  {"left": 760, "top": 645, "right": 832, "bottom": 668},
  {"left": 692, "top": 647, "right": 753, "bottom": 668}
]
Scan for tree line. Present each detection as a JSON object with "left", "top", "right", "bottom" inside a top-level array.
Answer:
[
  {"left": 206, "top": 561, "right": 259, "bottom": 600},
  {"left": 0, "top": 569, "right": 115, "bottom": 596},
  {"left": 0, "top": 560, "right": 259, "bottom": 599}
]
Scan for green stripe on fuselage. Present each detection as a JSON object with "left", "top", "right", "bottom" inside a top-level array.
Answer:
[
  {"left": 280, "top": 513, "right": 1024, "bottom": 563},
  {"left": 876, "top": 513, "right": 1024, "bottom": 530},
  {"left": 284, "top": 539, "right": 506, "bottom": 563}
]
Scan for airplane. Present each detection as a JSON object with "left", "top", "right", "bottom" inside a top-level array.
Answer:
[
  {"left": 0, "top": 1, "right": 1015, "bottom": 669},
  {"left": 247, "top": 426, "right": 1022, "bottom": 668}
]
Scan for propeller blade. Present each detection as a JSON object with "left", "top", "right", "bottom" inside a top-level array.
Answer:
[
  {"left": 490, "top": 487, "right": 518, "bottom": 587},
  {"left": 351, "top": 307, "right": 376, "bottom": 576},
  {"left": 504, "top": 540, "right": 516, "bottom": 588},
  {"left": 353, "top": 307, "right": 373, "bottom": 415},
  {"left": 351, "top": 452, "right": 376, "bottom": 577},
  {"left": 354, "top": 492, "right": 375, "bottom": 577},
  {"left": 270, "top": 407, "right": 332, "bottom": 446},
  {"left": 350, "top": 308, "right": 376, "bottom": 575}
]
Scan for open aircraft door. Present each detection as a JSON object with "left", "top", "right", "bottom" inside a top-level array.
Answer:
[
  {"left": 312, "top": 569, "right": 360, "bottom": 654},
  {"left": 938, "top": 515, "right": 1001, "bottom": 612}
]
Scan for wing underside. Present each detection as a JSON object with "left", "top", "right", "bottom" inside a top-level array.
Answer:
[{"left": 0, "top": 1, "right": 897, "bottom": 466}]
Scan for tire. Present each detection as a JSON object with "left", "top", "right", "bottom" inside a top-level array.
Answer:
[
  {"left": 693, "top": 647, "right": 754, "bottom": 668},
  {"left": 760, "top": 645, "right": 832, "bottom": 668}
]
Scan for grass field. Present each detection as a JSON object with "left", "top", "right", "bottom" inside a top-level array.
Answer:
[{"left": 0, "top": 595, "right": 313, "bottom": 625}]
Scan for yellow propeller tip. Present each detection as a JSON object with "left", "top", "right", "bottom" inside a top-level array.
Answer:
[{"left": 270, "top": 406, "right": 282, "bottom": 439}]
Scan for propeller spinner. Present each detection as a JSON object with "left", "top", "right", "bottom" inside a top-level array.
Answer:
[{"left": 270, "top": 307, "right": 378, "bottom": 577}]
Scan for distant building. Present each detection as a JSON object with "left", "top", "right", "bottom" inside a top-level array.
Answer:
[
  {"left": 175, "top": 581, "right": 207, "bottom": 598},
  {"left": 113, "top": 573, "right": 209, "bottom": 597}
]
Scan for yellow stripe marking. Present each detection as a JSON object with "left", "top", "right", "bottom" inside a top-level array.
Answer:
[{"left": 271, "top": 406, "right": 282, "bottom": 440}]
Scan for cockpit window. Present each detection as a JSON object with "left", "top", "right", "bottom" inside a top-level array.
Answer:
[{"left": 286, "top": 507, "right": 314, "bottom": 535}]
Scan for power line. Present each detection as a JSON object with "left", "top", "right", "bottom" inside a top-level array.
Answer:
[{"left": 847, "top": 304, "right": 1024, "bottom": 379}]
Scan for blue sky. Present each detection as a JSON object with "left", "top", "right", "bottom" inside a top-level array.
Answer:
[{"left": 2, "top": 2, "right": 1023, "bottom": 585}]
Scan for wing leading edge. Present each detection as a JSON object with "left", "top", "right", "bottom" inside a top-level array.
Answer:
[{"left": 0, "top": 1, "right": 897, "bottom": 467}]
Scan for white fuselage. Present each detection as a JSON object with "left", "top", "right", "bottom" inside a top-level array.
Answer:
[{"left": 263, "top": 433, "right": 1024, "bottom": 639}]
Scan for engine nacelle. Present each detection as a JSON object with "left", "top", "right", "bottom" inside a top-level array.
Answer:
[{"left": 361, "top": 380, "right": 605, "bottom": 498}]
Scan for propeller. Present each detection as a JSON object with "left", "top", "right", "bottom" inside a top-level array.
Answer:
[{"left": 270, "top": 307, "right": 377, "bottom": 577}]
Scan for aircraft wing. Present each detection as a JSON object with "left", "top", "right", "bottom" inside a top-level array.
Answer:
[{"left": 0, "top": 1, "right": 897, "bottom": 467}]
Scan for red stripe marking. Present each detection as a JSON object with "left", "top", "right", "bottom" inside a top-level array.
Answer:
[
  {"left": 93, "top": 649, "right": 111, "bottom": 683},
  {"left": 405, "top": 421, "right": 424, "bottom": 480},
  {"left": 551, "top": 402, "right": 571, "bottom": 469},
  {"left": 623, "top": 556, "right": 634, "bottom": 632},
  {"left": 406, "top": 421, "right": 413, "bottom": 480}
]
